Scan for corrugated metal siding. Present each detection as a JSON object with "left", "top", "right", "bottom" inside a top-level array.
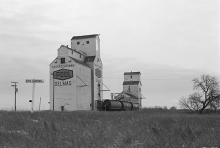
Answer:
[{"left": 50, "top": 55, "right": 92, "bottom": 111}]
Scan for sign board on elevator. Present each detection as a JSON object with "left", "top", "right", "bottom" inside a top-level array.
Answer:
[
  {"left": 95, "top": 68, "right": 101, "bottom": 78},
  {"left": 53, "top": 69, "right": 73, "bottom": 80}
]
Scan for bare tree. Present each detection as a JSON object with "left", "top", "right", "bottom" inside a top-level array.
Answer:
[{"left": 179, "top": 75, "right": 220, "bottom": 113}]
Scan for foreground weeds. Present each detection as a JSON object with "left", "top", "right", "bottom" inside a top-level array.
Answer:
[{"left": 0, "top": 109, "right": 220, "bottom": 148}]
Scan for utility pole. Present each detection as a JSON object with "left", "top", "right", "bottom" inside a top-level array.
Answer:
[
  {"left": 39, "top": 97, "right": 41, "bottom": 111},
  {"left": 31, "top": 82, "right": 35, "bottom": 113},
  {"left": 26, "top": 79, "right": 44, "bottom": 113},
  {"left": 11, "top": 81, "right": 18, "bottom": 111},
  {"left": 53, "top": 77, "right": 54, "bottom": 111}
]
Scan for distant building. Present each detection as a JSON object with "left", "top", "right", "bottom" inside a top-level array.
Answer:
[
  {"left": 50, "top": 34, "right": 103, "bottom": 111},
  {"left": 114, "top": 72, "right": 144, "bottom": 108}
]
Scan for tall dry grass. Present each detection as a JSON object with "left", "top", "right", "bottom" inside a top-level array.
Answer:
[{"left": 0, "top": 109, "right": 220, "bottom": 148}]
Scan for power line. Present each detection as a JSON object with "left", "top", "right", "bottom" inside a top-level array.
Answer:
[
  {"left": 103, "top": 77, "right": 195, "bottom": 80},
  {"left": 103, "top": 75, "right": 220, "bottom": 80}
]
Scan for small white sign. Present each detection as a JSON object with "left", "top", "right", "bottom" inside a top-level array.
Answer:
[{"left": 26, "top": 79, "right": 44, "bottom": 83}]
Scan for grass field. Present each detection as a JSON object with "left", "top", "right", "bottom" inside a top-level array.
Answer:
[{"left": 0, "top": 109, "right": 220, "bottom": 148}]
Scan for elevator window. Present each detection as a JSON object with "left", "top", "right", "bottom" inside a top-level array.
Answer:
[{"left": 61, "top": 58, "right": 65, "bottom": 64}]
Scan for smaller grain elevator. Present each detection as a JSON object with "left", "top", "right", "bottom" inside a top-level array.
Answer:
[
  {"left": 114, "top": 72, "right": 143, "bottom": 108},
  {"left": 50, "top": 34, "right": 103, "bottom": 111}
]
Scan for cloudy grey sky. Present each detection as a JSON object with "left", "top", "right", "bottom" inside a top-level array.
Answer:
[{"left": 0, "top": 0, "right": 219, "bottom": 110}]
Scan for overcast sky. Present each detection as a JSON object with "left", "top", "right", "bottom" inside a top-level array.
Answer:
[{"left": 0, "top": 0, "right": 219, "bottom": 110}]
